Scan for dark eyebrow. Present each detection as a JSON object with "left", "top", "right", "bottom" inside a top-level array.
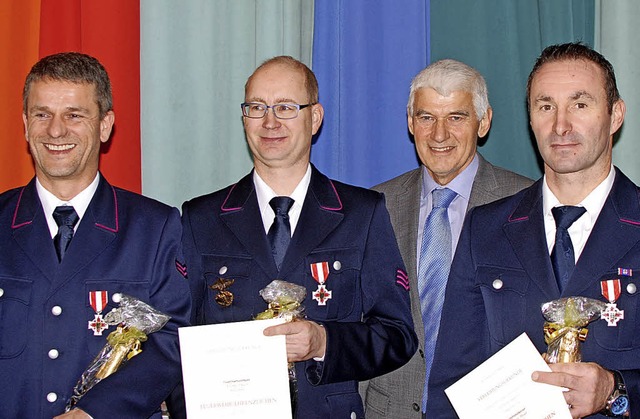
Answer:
[
  {"left": 570, "top": 90, "right": 596, "bottom": 101},
  {"left": 533, "top": 95, "right": 553, "bottom": 104},
  {"left": 534, "top": 91, "right": 596, "bottom": 104}
]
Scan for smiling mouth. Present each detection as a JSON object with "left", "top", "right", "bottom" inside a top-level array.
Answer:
[
  {"left": 261, "top": 136, "right": 286, "bottom": 142},
  {"left": 431, "top": 146, "right": 454, "bottom": 152},
  {"left": 45, "top": 143, "right": 76, "bottom": 151}
]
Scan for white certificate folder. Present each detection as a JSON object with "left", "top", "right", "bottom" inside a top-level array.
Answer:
[
  {"left": 445, "top": 333, "right": 571, "bottom": 419},
  {"left": 178, "top": 319, "right": 292, "bottom": 419}
]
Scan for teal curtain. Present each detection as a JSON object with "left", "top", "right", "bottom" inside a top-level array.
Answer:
[
  {"left": 430, "top": 0, "right": 595, "bottom": 181},
  {"left": 597, "top": 0, "right": 640, "bottom": 185},
  {"left": 140, "top": 0, "right": 314, "bottom": 208}
]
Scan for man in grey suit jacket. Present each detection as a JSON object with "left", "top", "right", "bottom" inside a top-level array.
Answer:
[{"left": 361, "top": 59, "right": 533, "bottom": 418}]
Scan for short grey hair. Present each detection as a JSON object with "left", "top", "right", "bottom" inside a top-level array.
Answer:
[
  {"left": 24, "top": 52, "right": 113, "bottom": 119},
  {"left": 407, "top": 59, "right": 489, "bottom": 120}
]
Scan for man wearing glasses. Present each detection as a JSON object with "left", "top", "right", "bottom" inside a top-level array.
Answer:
[{"left": 171, "top": 56, "right": 417, "bottom": 418}]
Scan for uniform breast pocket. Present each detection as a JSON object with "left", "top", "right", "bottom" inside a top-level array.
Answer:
[
  {"left": 591, "top": 277, "right": 640, "bottom": 350},
  {"left": 304, "top": 248, "right": 361, "bottom": 321},
  {"left": 476, "top": 266, "right": 529, "bottom": 346},
  {"left": 202, "top": 254, "right": 254, "bottom": 322},
  {"left": 0, "top": 277, "right": 32, "bottom": 358},
  {"left": 84, "top": 280, "right": 150, "bottom": 353}
]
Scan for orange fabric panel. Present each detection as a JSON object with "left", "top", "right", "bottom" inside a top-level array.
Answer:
[
  {"left": 0, "top": 0, "right": 41, "bottom": 191},
  {"left": 39, "top": 0, "right": 141, "bottom": 193}
]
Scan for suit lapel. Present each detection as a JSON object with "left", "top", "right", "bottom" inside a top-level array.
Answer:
[
  {"left": 469, "top": 154, "right": 500, "bottom": 209},
  {"left": 54, "top": 176, "right": 119, "bottom": 286},
  {"left": 569, "top": 170, "right": 640, "bottom": 295},
  {"left": 219, "top": 172, "right": 278, "bottom": 278},
  {"left": 391, "top": 169, "right": 424, "bottom": 337},
  {"left": 280, "top": 167, "right": 343, "bottom": 276},
  {"left": 11, "top": 180, "right": 59, "bottom": 282},
  {"left": 503, "top": 181, "right": 559, "bottom": 300},
  {"left": 394, "top": 170, "right": 421, "bottom": 282}
]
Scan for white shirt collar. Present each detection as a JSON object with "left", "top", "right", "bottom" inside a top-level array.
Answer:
[
  {"left": 36, "top": 173, "right": 101, "bottom": 238},
  {"left": 543, "top": 166, "right": 615, "bottom": 258},
  {"left": 421, "top": 152, "right": 479, "bottom": 202},
  {"left": 542, "top": 166, "right": 615, "bottom": 222},
  {"left": 253, "top": 164, "right": 312, "bottom": 234}
]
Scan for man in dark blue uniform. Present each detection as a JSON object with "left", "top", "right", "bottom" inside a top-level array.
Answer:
[
  {"left": 0, "top": 52, "right": 191, "bottom": 418},
  {"left": 429, "top": 43, "right": 637, "bottom": 419},
  {"left": 176, "top": 56, "right": 417, "bottom": 418}
]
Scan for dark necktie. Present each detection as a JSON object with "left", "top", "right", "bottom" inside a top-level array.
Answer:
[
  {"left": 550, "top": 205, "right": 586, "bottom": 292},
  {"left": 267, "top": 197, "right": 294, "bottom": 270},
  {"left": 53, "top": 205, "right": 79, "bottom": 263},
  {"left": 417, "top": 187, "right": 457, "bottom": 411}
]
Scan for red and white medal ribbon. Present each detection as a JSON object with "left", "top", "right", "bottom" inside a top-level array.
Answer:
[
  {"left": 88, "top": 291, "right": 109, "bottom": 335},
  {"left": 600, "top": 279, "right": 624, "bottom": 326},
  {"left": 89, "top": 290, "right": 108, "bottom": 313},
  {"left": 311, "top": 262, "right": 332, "bottom": 305}
]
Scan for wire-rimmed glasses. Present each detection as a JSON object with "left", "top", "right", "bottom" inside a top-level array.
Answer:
[{"left": 241, "top": 102, "right": 314, "bottom": 119}]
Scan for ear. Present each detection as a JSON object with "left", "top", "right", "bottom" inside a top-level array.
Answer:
[
  {"left": 311, "top": 103, "right": 324, "bottom": 135},
  {"left": 407, "top": 114, "right": 414, "bottom": 136},
  {"left": 22, "top": 113, "right": 29, "bottom": 142},
  {"left": 610, "top": 99, "right": 625, "bottom": 136},
  {"left": 477, "top": 107, "right": 493, "bottom": 138},
  {"left": 100, "top": 111, "right": 115, "bottom": 143}
]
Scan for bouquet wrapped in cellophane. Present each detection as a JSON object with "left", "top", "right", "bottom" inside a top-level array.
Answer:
[
  {"left": 541, "top": 296, "right": 606, "bottom": 363},
  {"left": 66, "top": 294, "right": 170, "bottom": 411},
  {"left": 255, "top": 280, "right": 307, "bottom": 417}
]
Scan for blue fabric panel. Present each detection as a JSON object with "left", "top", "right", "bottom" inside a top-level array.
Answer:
[{"left": 312, "top": 0, "right": 430, "bottom": 187}]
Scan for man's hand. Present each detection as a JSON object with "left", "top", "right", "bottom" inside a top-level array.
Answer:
[
  {"left": 54, "top": 408, "right": 92, "bottom": 419},
  {"left": 532, "top": 362, "right": 614, "bottom": 418},
  {"left": 263, "top": 320, "right": 327, "bottom": 362}
]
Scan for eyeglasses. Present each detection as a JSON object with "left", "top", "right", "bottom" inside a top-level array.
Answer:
[{"left": 241, "top": 102, "right": 313, "bottom": 120}]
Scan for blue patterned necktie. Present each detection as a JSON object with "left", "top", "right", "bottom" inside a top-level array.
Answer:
[
  {"left": 52, "top": 205, "right": 79, "bottom": 263},
  {"left": 417, "top": 187, "right": 457, "bottom": 412},
  {"left": 551, "top": 206, "right": 586, "bottom": 293},
  {"left": 268, "top": 196, "right": 295, "bottom": 270}
]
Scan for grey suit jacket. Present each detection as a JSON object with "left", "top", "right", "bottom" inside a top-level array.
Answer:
[{"left": 361, "top": 153, "right": 533, "bottom": 418}]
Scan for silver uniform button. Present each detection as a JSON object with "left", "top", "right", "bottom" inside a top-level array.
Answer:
[
  {"left": 48, "top": 349, "right": 59, "bottom": 359},
  {"left": 350, "top": 412, "right": 356, "bottom": 419},
  {"left": 0, "top": 288, "right": 4, "bottom": 297},
  {"left": 51, "top": 306, "right": 62, "bottom": 316},
  {"left": 492, "top": 279, "right": 503, "bottom": 290},
  {"left": 112, "top": 293, "right": 122, "bottom": 303},
  {"left": 627, "top": 283, "right": 637, "bottom": 295},
  {"left": 47, "top": 392, "right": 57, "bottom": 403},
  {"left": 333, "top": 261, "right": 342, "bottom": 271},
  {"left": 219, "top": 266, "right": 228, "bottom": 275}
]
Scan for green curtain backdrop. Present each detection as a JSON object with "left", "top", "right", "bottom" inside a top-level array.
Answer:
[
  {"left": 597, "top": 0, "right": 640, "bottom": 185},
  {"left": 430, "top": 0, "right": 594, "bottom": 181},
  {"left": 140, "top": 0, "right": 314, "bottom": 208}
]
